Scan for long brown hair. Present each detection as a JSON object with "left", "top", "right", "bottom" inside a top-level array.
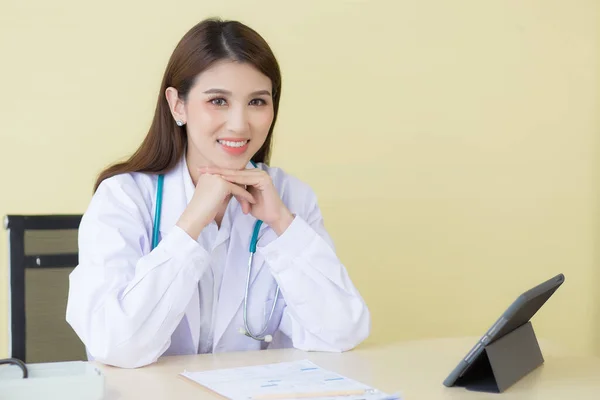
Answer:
[{"left": 94, "top": 18, "right": 282, "bottom": 191}]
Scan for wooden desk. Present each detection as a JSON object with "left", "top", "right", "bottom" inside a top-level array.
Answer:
[{"left": 96, "top": 337, "right": 600, "bottom": 399}]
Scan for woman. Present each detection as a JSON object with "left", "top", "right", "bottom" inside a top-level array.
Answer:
[{"left": 66, "top": 18, "right": 370, "bottom": 369}]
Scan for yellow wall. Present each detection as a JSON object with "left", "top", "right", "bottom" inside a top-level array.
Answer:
[{"left": 1, "top": 0, "right": 598, "bottom": 357}]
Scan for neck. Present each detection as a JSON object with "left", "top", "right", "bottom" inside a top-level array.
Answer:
[{"left": 186, "top": 151, "right": 207, "bottom": 187}]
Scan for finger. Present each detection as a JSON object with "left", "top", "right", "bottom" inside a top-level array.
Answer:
[
  {"left": 232, "top": 182, "right": 247, "bottom": 190},
  {"left": 203, "top": 167, "right": 262, "bottom": 176},
  {"left": 234, "top": 195, "right": 250, "bottom": 213},
  {"left": 236, "top": 197, "right": 251, "bottom": 214},
  {"left": 197, "top": 167, "right": 217, "bottom": 176},
  {"left": 219, "top": 174, "right": 263, "bottom": 186},
  {"left": 246, "top": 186, "right": 261, "bottom": 203},
  {"left": 228, "top": 182, "right": 256, "bottom": 204}
]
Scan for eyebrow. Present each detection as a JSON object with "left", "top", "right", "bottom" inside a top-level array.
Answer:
[{"left": 203, "top": 88, "right": 272, "bottom": 97}]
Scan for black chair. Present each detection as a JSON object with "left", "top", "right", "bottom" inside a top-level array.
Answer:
[{"left": 4, "top": 214, "right": 87, "bottom": 363}]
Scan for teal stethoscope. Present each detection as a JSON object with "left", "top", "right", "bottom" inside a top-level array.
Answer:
[{"left": 151, "top": 161, "right": 280, "bottom": 343}]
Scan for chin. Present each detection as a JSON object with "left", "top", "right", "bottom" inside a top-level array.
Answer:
[{"left": 215, "top": 158, "right": 252, "bottom": 170}]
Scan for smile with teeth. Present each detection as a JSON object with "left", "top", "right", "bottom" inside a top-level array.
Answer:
[{"left": 217, "top": 139, "right": 249, "bottom": 148}]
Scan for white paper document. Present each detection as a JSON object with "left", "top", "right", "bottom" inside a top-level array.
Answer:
[{"left": 180, "top": 359, "right": 401, "bottom": 400}]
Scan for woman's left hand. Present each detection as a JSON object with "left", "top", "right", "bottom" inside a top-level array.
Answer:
[{"left": 200, "top": 167, "right": 294, "bottom": 235}]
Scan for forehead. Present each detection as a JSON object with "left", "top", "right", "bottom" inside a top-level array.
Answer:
[{"left": 192, "top": 60, "right": 272, "bottom": 93}]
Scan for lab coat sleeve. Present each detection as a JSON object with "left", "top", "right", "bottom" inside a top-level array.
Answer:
[
  {"left": 66, "top": 176, "right": 210, "bottom": 368},
  {"left": 256, "top": 192, "right": 371, "bottom": 352}
]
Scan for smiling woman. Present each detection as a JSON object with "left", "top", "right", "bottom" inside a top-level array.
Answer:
[
  {"left": 64, "top": 17, "right": 371, "bottom": 369},
  {"left": 92, "top": 19, "right": 282, "bottom": 191}
]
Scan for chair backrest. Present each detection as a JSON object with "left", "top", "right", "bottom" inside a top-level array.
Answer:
[{"left": 4, "top": 214, "right": 87, "bottom": 363}]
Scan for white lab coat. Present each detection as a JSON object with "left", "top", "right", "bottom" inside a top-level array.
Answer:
[{"left": 66, "top": 156, "right": 370, "bottom": 368}]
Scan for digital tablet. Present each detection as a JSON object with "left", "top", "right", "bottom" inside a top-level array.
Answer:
[{"left": 442, "top": 273, "right": 565, "bottom": 388}]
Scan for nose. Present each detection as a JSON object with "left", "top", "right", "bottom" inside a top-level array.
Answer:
[{"left": 225, "top": 104, "right": 250, "bottom": 134}]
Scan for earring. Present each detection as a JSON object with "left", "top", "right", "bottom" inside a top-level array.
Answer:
[{"left": 176, "top": 120, "right": 184, "bottom": 126}]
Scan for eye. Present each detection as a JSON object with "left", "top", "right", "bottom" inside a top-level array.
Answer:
[
  {"left": 210, "top": 98, "right": 227, "bottom": 106},
  {"left": 249, "top": 98, "right": 267, "bottom": 106}
]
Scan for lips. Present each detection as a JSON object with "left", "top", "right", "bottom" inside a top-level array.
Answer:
[
  {"left": 217, "top": 139, "right": 248, "bottom": 148},
  {"left": 217, "top": 138, "right": 250, "bottom": 155}
]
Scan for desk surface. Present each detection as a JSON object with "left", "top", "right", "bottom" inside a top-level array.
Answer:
[{"left": 96, "top": 337, "right": 600, "bottom": 399}]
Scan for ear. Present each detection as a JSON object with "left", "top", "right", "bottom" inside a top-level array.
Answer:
[{"left": 165, "top": 87, "right": 187, "bottom": 124}]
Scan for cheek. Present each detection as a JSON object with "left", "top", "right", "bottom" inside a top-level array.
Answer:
[
  {"left": 251, "top": 109, "right": 274, "bottom": 134},
  {"left": 188, "top": 103, "right": 224, "bottom": 131}
]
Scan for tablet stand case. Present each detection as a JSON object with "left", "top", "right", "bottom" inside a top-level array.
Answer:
[{"left": 454, "top": 321, "right": 544, "bottom": 393}]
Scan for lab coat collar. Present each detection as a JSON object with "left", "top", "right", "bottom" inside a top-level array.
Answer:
[
  {"left": 182, "top": 156, "right": 195, "bottom": 206},
  {"left": 158, "top": 156, "right": 189, "bottom": 239}
]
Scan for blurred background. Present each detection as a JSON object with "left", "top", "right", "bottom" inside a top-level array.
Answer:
[{"left": 0, "top": 0, "right": 598, "bottom": 359}]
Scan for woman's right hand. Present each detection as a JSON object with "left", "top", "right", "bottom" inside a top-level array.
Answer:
[{"left": 176, "top": 170, "right": 255, "bottom": 239}]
